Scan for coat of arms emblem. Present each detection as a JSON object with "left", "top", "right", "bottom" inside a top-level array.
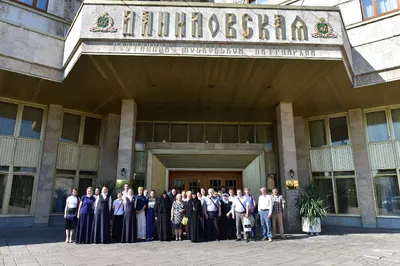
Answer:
[
  {"left": 312, "top": 18, "right": 337, "bottom": 38},
  {"left": 90, "top": 12, "right": 117, "bottom": 33}
]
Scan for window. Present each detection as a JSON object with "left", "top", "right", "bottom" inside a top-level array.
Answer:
[
  {"left": 391, "top": 108, "right": 400, "bottom": 140},
  {"left": 78, "top": 178, "right": 93, "bottom": 197},
  {"left": 173, "top": 180, "right": 185, "bottom": 191},
  {"left": 0, "top": 174, "right": 6, "bottom": 213},
  {"left": 16, "top": 0, "right": 48, "bottom": 11},
  {"left": 256, "top": 124, "right": 274, "bottom": 150},
  {"left": 154, "top": 123, "right": 169, "bottom": 142},
  {"left": 189, "top": 124, "right": 204, "bottom": 143},
  {"left": 83, "top": 117, "right": 101, "bottom": 146},
  {"left": 309, "top": 120, "right": 327, "bottom": 147},
  {"left": 225, "top": 179, "right": 237, "bottom": 192},
  {"left": 171, "top": 124, "right": 188, "bottom": 142},
  {"left": 61, "top": 113, "right": 81, "bottom": 143},
  {"left": 336, "top": 177, "right": 360, "bottom": 214},
  {"left": 205, "top": 124, "right": 221, "bottom": 143},
  {"left": 209, "top": 180, "right": 222, "bottom": 191},
  {"left": 136, "top": 123, "right": 153, "bottom": 142},
  {"left": 189, "top": 180, "right": 201, "bottom": 193},
  {"left": 313, "top": 171, "right": 359, "bottom": 215},
  {"left": 366, "top": 111, "right": 389, "bottom": 142},
  {"left": 361, "top": 0, "right": 399, "bottom": 19},
  {"left": 239, "top": 125, "right": 255, "bottom": 143},
  {"left": 249, "top": 0, "right": 270, "bottom": 4},
  {"left": 8, "top": 175, "right": 34, "bottom": 214},
  {"left": 19, "top": 106, "right": 43, "bottom": 139},
  {"left": 52, "top": 177, "right": 74, "bottom": 213},
  {"left": 0, "top": 101, "right": 18, "bottom": 136},
  {"left": 314, "top": 178, "right": 335, "bottom": 214},
  {"left": 329, "top": 116, "right": 350, "bottom": 146},
  {"left": 222, "top": 125, "right": 238, "bottom": 143},
  {"left": 375, "top": 174, "right": 400, "bottom": 216}
]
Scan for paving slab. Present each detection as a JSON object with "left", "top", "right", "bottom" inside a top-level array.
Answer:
[{"left": 1, "top": 227, "right": 400, "bottom": 266}]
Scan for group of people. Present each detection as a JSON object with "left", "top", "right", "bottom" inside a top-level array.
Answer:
[{"left": 63, "top": 184, "right": 286, "bottom": 244}]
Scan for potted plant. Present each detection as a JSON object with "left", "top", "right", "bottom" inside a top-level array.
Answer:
[
  {"left": 295, "top": 182, "right": 328, "bottom": 236},
  {"left": 53, "top": 186, "right": 69, "bottom": 213}
]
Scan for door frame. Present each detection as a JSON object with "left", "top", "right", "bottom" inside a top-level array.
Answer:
[{"left": 168, "top": 170, "right": 242, "bottom": 192}]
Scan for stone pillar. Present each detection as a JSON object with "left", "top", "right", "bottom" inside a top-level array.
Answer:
[
  {"left": 276, "top": 102, "right": 300, "bottom": 231},
  {"left": 117, "top": 100, "right": 137, "bottom": 183},
  {"left": 99, "top": 114, "right": 120, "bottom": 183},
  {"left": 348, "top": 109, "right": 377, "bottom": 228},
  {"left": 34, "top": 105, "right": 62, "bottom": 226},
  {"left": 294, "top": 117, "right": 310, "bottom": 187}
]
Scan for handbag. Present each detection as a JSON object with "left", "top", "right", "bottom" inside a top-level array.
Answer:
[
  {"left": 66, "top": 213, "right": 75, "bottom": 220},
  {"left": 243, "top": 217, "right": 252, "bottom": 232},
  {"left": 182, "top": 216, "right": 188, "bottom": 226}
]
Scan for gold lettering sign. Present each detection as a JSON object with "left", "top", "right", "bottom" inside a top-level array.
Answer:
[
  {"left": 116, "top": 9, "right": 336, "bottom": 43},
  {"left": 286, "top": 180, "right": 299, "bottom": 190}
]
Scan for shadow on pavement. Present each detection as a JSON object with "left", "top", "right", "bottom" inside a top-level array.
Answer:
[{"left": 1, "top": 225, "right": 400, "bottom": 247}]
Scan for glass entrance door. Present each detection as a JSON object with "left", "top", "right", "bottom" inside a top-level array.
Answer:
[{"left": 169, "top": 171, "right": 242, "bottom": 194}]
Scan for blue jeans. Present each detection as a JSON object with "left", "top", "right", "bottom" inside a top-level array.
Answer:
[{"left": 259, "top": 210, "right": 272, "bottom": 238}]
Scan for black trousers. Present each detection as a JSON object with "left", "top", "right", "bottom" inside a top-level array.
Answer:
[{"left": 205, "top": 211, "right": 218, "bottom": 241}]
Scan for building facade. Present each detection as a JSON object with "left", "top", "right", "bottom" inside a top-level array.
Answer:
[{"left": 0, "top": 0, "right": 400, "bottom": 230}]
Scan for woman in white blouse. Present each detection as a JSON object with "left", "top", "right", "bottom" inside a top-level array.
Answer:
[
  {"left": 64, "top": 188, "right": 79, "bottom": 243},
  {"left": 112, "top": 192, "right": 124, "bottom": 242}
]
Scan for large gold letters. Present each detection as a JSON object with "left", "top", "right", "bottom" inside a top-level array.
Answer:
[
  {"left": 192, "top": 12, "right": 203, "bottom": 38},
  {"left": 122, "top": 10, "right": 134, "bottom": 36},
  {"left": 258, "top": 14, "right": 269, "bottom": 40},
  {"left": 142, "top": 11, "right": 153, "bottom": 37},
  {"left": 242, "top": 14, "right": 253, "bottom": 39},
  {"left": 158, "top": 12, "right": 170, "bottom": 37},
  {"left": 274, "top": 15, "right": 285, "bottom": 40},
  {"left": 225, "top": 13, "right": 237, "bottom": 39},
  {"left": 175, "top": 12, "right": 186, "bottom": 37}
]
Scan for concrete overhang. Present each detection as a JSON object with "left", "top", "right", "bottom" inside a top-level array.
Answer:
[{"left": 63, "top": 0, "right": 353, "bottom": 82}]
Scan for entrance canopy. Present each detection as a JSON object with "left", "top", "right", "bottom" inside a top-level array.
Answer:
[{"left": 3, "top": 1, "right": 400, "bottom": 120}]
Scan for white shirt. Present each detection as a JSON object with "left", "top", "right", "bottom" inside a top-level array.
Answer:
[
  {"left": 66, "top": 195, "right": 78, "bottom": 208},
  {"left": 113, "top": 199, "right": 124, "bottom": 215},
  {"left": 232, "top": 196, "right": 248, "bottom": 213},
  {"left": 258, "top": 194, "right": 273, "bottom": 215},
  {"left": 228, "top": 195, "right": 236, "bottom": 203}
]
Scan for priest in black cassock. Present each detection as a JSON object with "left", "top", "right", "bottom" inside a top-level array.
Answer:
[
  {"left": 155, "top": 191, "right": 172, "bottom": 241},
  {"left": 186, "top": 191, "right": 203, "bottom": 242}
]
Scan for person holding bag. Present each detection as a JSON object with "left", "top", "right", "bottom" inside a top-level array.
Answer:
[
  {"left": 112, "top": 192, "right": 124, "bottom": 242},
  {"left": 171, "top": 193, "right": 185, "bottom": 241},
  {"left": 231, "top": 189, "right": 250, "bottom": 242}
]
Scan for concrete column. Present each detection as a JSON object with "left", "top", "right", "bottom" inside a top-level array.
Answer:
[
  {"left": 348, "top": 109, "right": 377, "bottom": 228},
  {"left": 276, "top": 102, "right": 300, "bottom": 231},
  {"left": 117, "top": 100, "right": 137, "bottom": 182},
  {"left": 34, "top": 105, "right": 62, "bottom": 226},
  {"left": 294, "top": 117, "right": 310, "bottom": 187},
  {"left": 99, "top": 114, "right": 120, "bottom": 183}
]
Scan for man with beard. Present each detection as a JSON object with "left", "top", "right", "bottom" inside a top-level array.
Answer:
[{"left": 186, "top": 191, "right": 203, "bottom": 242}]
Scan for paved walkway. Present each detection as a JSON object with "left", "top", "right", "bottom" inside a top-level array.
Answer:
[{"left": 1, "top": 227, "right": 400, "bottom": 266}]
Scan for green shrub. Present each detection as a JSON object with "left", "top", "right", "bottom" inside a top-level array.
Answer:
[{"left": 295, "top": 182, "right": 328, "bottom": 226}]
